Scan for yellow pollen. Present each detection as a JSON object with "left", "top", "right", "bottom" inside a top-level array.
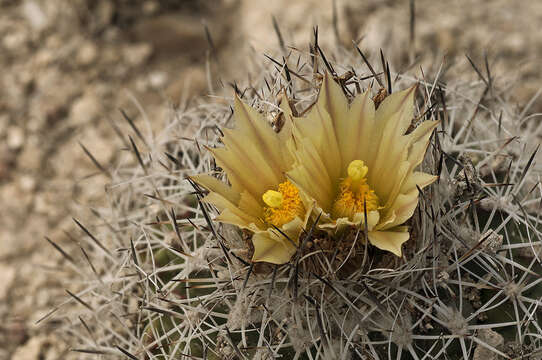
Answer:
[
  {"left": 263, "top": 181, "right": 305, "bottom": 227},
  {"left": 332, "top": 160, "right": 379, "bottom": 220}
]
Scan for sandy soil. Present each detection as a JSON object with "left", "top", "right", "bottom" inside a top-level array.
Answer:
[{"left": 1, "top": 0, "right": 541, "bottom": 358}]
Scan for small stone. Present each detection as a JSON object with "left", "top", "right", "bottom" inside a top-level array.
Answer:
[
  {"left": 33, "top": 193, "right": 49, "bottom": 214},
  {"left": 16, "top": 68, "right": 34, "bottom": 90},
  {"left": 143, "top": 0, "right": 159, "bottom": 15},
  {"left": 3, "top": 32, "right": 27, "bottom": 51},
  {"left": 32, "top": 68, "right": 79, "bottom": 125},
  {"left": 0, "top": 182, "right": 34, "bottom": 225},
  {"left": 21, "top": 1, "right": 49, "bottom": 31},
  {"left": 148, "top": 71, "right": 168, "bottom": 89},
  {"left": 34, "top": 48, "right": 55, "bottom": 67},
  {"left": 44, "top": 34, "right": 62, "bottom": 49},
  {"left": 69, "top": 92, "right": 101, "bottom": 125},
  {"left": 0, "top": 114, "right": 9, "bottom": 137},
  {"left": 123, "top": 43, "right": 153, "bottom": 67},
  {"left": 95, "top": 0, "right": 114, "bottom": 28},
  {"left": 0, "top": 264, "right": 16, "bottom": 300},
  {"left": 76, "top": 41, "right": 98, "bottom": 66},
  {"left": 12, "top": 336, "right": 46, "bottom": 360},
  {"left": 17, "top": 139, "right": 41, "bottom": 171},
  {"left": 7, "top": 126, "right": 25, "bottom": 150},
  {"left": 19, "top": 175, "right": 36, "bottom": 192},
  {"left": 103, "top": 27, "right": 121, "bottom": 42}
]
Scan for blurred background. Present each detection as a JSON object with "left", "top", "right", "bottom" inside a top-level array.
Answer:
[{"left": 0, "top": 0, "right": 541, "bottom": 358}]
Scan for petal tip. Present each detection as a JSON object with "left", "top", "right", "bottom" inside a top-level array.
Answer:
[{"left": 368, "top": 230, "right": 410, "bottom": 257}]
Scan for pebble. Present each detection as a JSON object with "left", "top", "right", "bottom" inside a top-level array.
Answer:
[
  {"left": 123, "top": 42, "right": 153, "bottom": 67},
  {"left": 19, "top": 175, "right": 36, "bottom": 192},
  {"left": 17, "top": 139, "right": 41, "bottom": 171},
  {"left": 69, "top": 92, "right": 101, "bottom": 125},
  {"left": 21, "top": 1, "right": 49, "bottom": 31},
  {"left": 32, "top": 68, "right": 80, "bottom": 125},
  {"left": 0, "top": 264, "right": 15, "bottom": 300},
  {"left": 7, "top": 126, "right": 25, "bottom": 150},
  {"left": 0, "top": 114, "right": 8, "bottom": 137},
  {"left": 143, "top": 0, "right": 159, "bottom": 15},
  {"left": 34, "top": 48, "right": 55, "bottom": 67},
  {"left": 95, "top": 0, "right": 114, "bottom": 29},
  {"left": 76, "top": 41, "right": 98, "bottom": 66},
  {"left": 148, "top": 70, "right": 168, "bottom": 89},
  {"left": 3, "top": 32, "right": 27, "bottom": 50},
  {"left": 12, "top": 336, "right": 46, "bottom": 360}
]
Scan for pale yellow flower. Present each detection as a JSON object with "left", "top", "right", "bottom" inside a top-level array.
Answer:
[
  {"left": 192, "top": 96, "right": 312, "bottom": 264},
  {"left": 287, "top": 74, "right": 439, "bottom": 256}
]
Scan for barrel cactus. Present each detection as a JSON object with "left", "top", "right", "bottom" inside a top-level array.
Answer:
[{"left": 49, "top": 34, "right": 542, "bottom": 360}]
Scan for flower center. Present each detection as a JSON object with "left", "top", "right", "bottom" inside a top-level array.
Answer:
[
  {"left": 262, "top": 180, "right": 305, "bottom": 227},
  {"left": 332, "top": 160, "right": 380, "bottom": 220}
]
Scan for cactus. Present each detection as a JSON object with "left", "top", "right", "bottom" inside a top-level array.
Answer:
[{"left": 48, "top": 34, "right": 542, "bottom": 360}]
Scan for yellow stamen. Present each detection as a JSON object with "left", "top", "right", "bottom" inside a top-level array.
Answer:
[
  {"left": 263, "top": 190, "right": 284, "bottom": 208},
  {"left": 263, "top": 180, "right": 305, "bottom": 227},
  {"left": 332, "top": 160, "right": 379, "bottom": 220}
]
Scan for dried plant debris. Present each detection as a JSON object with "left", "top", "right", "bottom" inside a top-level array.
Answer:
[{"left": 48, "top": 33, "right": 541, "bottom": 360}]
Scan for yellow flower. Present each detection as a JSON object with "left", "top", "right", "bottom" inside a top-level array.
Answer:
[
  {"left": 287, "top": 74, "right": 439, "bottom": 256},
  {"left": 191, "top": 95, "right": 311, "bottom": 264}
]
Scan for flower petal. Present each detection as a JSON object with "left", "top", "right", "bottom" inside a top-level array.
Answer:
[
  {"left": 318, "top": 72, "right": 349, "bottom": 133},
  {"left": 293, "top": 105, "right": 342, "bottom": 182},
  {"left": 215, "top": 130, "right": 279, "bottom": 197},
  {"left": 211, "top": 96, "right": 295, "bottom": 200},
  {"left": 373, "top": 86, "right": 416, "bottom": 138},
  {"left": 190, "top": 174, "right": 240, "bottom": 205},
  {"left": 400, "top": 171, "right": 437, "bottom": 194},
  {"left": 233, "top": 96, "right": 289, "bottom": 177},
  {"left": 320, "top": 210, "right": 380, "bottom": 231},
  {"left": 288, "top": 136, "right": 336, "bottom": 212},
  {"left": 192, "top": 174, "right": 265, "bottom": 229},
  {"left": 367, "top": 87, "right": 415, "bottom": 169},
  {"left": 203, "top": 192, "right": 264, "bottom": 229},
  {"left": 368, "top": 230, "right": 410, "bottom": 257},
  {"left": 371, "top": 143, "right": 411, "bottom": 206},
  {"left": 340, "top": 89, "right": 376, "bottom": 166},
  {"left": 237, "top": 191, "right": 264, "bottom": 219},
  {"left": 252, "top": 232, "right": 295, "bottom": 264},
  {"left": 279, "top": 90, "right": 295, "bottom": 120},
  {"left": 377, "top": 190, "right": 419, "bottom": 231},
  {"left": 405, "top": 120, "right": 440, "bottom": 170},
  {"left": 252, "top": 217, "right": 303, "bottom": 264},
  {"left": 314, "top": 75, "right": 379, "bottom": 173},
  {"left": 371, "top": 119, "right": 438, "bottom": 207},
  {"left": 277, "top": 91, "right": 296, "bottom": 163}
]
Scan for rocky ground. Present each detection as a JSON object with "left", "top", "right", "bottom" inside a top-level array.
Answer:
[{"left": 0, "top": 0, "right": 541, "bottom": 359}]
